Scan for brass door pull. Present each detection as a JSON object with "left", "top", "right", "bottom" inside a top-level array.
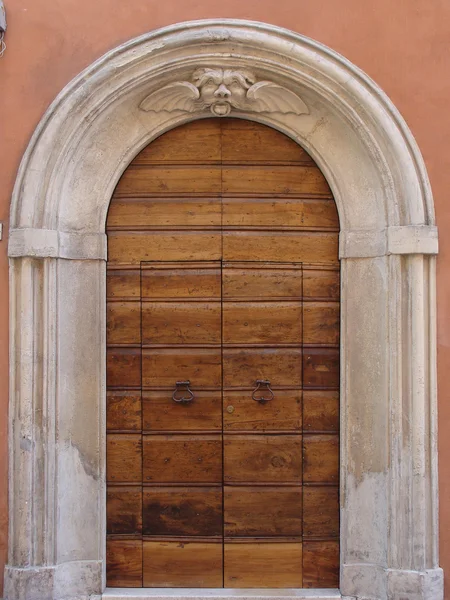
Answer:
[
  {"left": 252, "top": 379, "right": 274, "bottom": 404},
  {"left": 172, "top": 380, "right": 194, "bottom": 403}
]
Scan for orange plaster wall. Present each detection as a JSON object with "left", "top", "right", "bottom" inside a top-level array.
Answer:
[{"left": 1, "top": 1, "right": 450, "bottom": 597}]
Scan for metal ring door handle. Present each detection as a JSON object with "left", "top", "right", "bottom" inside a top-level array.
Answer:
[
  {"left": 252, "top": 379, "right": 274, "bottom": 404},
  {"left": 172, "top": 380, "right": 194, "bottom": 403}
]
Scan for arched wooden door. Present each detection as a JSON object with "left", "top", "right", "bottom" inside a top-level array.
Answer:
[{"left": 105, "top": 119, "right": 340, "bottom": 589}]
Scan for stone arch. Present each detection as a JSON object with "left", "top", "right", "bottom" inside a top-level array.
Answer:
[{"left": 6, "top": 19, "right": 441, "bottom": 600}]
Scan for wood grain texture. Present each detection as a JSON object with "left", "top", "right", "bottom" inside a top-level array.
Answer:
[
  {"left": 222, "top": 198, "right": 338, "bottom": 228},
  {"left": 108, "top": 231, "right": 222, "bottom": 264},
  {"left": 143, "top": 390, "right": 222, "bottom": 432},
  {"left": 303, "top": 487, "right": 339, "bottom": 538},
  {"left": 143, "top": 540, "right": 223, "bottom": 587},
  {"left": 222, "top": 263, "right": 303, "bottom": 299},
  {"left": 303, "top": 302, "right": 339, "bottom": 345},
  {"left": 222, "top": 231, "right": 338, "bottom": 263},
  {"left": 107, "top": 301, "right": 141, "bottom": 344},
  {"left": 106, "top": 539, "right": 142, "bottom": 587},
  {"left": 142, "top": 347, "right": 222, "bottom": 388},
  {"left": 223, "top": 302, "right": 302, "bottom": 344},
  {"left": 142, "top": 301, "right": 221, "bottom": 344},
  {"left": 222, "top": 166, "right": 331, "bottom": 196},
  {"left": 303, "top": 391, "right": 339, "bottom": 432},
  {"left": 106, "top": 118, "right": 340, "bottom": 589},
  {"left": 303, "top": 435, "right": 339, "bottom": 484},
  {"left": 107, "top": 486, "right": 142, "bottom": 534},
  {"left": 224, "top": 541, "right": 302, "bottom": 588},
  {"left": 302, "top": 540, "right": 339, "bottom": 588},
  {"left": 114, "top": 166, "right": 222, "bottom": 196},
  {"left": 107, "top": 347, "right": 141, "bottom": 388},
  {"left": 223, "top": 347, "right": 302, "bottom": 388},
  {"left": 143, "top": 435, "right": 222, "bottom": 483},
  {"left": 223, "top": 389, "right": 301, "bottom": 432},
  {"left": 107, "top": 391, "right": 141, "bottom": 431},
  {"left": 107, "top": 434, "right": 142, "bottom": 483},
  {"left": 141, "top": 263, "right": 221, "bottom": 299},
  {"left": 143, "top": 487, "right": 222, "bottom": 536},
  {"left": 224, "top": 486, "right": 302, "bottom": 537},
  {"left": 224, "top": 434, "right": 302, "bottom": 483},
  {"left": 303, "top": 348, "right": 339, "bottom": 389}
]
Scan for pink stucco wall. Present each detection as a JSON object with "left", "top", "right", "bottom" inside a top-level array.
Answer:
[{"left": 1, "top": 1, "right": 450, "bottom": 596}]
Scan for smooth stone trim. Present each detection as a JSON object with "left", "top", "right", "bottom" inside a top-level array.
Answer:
[
  {"left": 8, "top": 228, "right": 107, "bottom": 260},
  {"left": 339, "top": 225, "right": 438, "bottom": 258}
]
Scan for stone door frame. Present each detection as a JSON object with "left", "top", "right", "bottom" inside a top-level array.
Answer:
[{"left": 5, "top": 19, "right": 441, "bottom": 600}]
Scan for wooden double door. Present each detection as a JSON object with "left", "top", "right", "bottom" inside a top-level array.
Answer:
[{"left": 106, "top": 119, "right": 340, "bottom": 588}]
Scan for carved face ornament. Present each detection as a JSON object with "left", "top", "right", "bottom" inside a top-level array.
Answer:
[{"left": 140, "top": 67, "right": 309, "bottom": 116}]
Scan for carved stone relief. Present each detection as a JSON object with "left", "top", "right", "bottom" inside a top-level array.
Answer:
[{"left": 139, "top": 67, "right": 309, "bottom": 116}]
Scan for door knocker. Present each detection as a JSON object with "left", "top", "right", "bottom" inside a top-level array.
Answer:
[
  {"left": 172, "top": 380, "right": 194, "bottom": 403},
  {"left": 252, "top": 379, "right": 274, "bottom": 405}
]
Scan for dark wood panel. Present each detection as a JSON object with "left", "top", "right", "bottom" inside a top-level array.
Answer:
[
  {"left": 303, "top": 435, "right": 339, "bottom": 484},
  {"left": 224, "top": 541, "right": 302, "bottom": 588},
  {"left": 133, "top": 120, "right": 221, "bottom": 164},
  {"left": 143, "top": 487, "right": 222, "bottom": 536},
  {"left": 222, "top": 198, "right": 338, "bottom": 228},
  {"left": 108, "top": 231, "right": 222, "bottom": 264},
  {"left": 224, "top": 486, "right": 302, "bottom": 536},
  {"left": 107, "top": 301, "right": 141, "bottom": 344},
  {"left": 223, "top": 389, "right": 301, "bottom": 432},
  {"left": 141, "top": 263, "right": 221, "bottom": 299},
  {"left": 224, "top": 434, "right": 302, "bottom": 483},
  {"left": 223, "top": 231, "right": 338, "bottom": 263},
  {"left": 114, "top": 166, "right": 222, "bottom": 196},
  {"left": 302, "top": 540, "right": 339, "bottom": 588},
  {"left": 142, "top": 347, "right": 222, "bottom": 388},
  {"left": 303, "top": 391, "right": 339, "bottom": 432},
  {"left": 222, "top": 166, "right": 331, "bottom": 196},
  {"left": 107, "top": 347, "right": 141, "bottom": 388},
  {"left": 107, "top": 434, "right": 142, "bottom": 483},
  {"left": 223, "top": 263, "right": 303, "bottom": 299},
  {"left": 107, "top": 391, "right": 141, "bottom": 431},
  {"left": 107, "top": 198, "right": 221, "bottom": 228},
  {"left": 143, "top": 540, "right": 223, "bottom": 587},
  {"left": 143, "top": 435, "right": 222, "bottom": 483},
  {"left": 223, "top": 302, "right": 302, "bottom": 344},
  {"left": 106, "top": 539, "right": 142, "bottom": 587},
  {"left": 303, "top": 302, "right": 339, "bottom": 345},
  {"left": 303, "top": 487, "right": 339, "bottom": 538},
  {"left": 142, "top": 301, "right": 221, "bottom": 344},
  {"left": 143, "top": 390, "right": 222, "bottom": 432},
  {"left": 107, "top": 268, "right": 140, "bottom": 299},
  {"left": 303, "top": 348, "right": 339, "bottom": 389},
  {"left": 107, "top": 486, "right": 142, "bottom": 534},
  {"left": 223, "top": 347, "right": 302, "bottom": 388}
]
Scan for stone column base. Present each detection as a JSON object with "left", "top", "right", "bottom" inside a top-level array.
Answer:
[{"left": 4, "top": 561, "right": 102, "bottom": 600}]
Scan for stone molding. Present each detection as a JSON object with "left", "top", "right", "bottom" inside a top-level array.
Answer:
[{"left": 5, "top": 19, "right": 442, "bottom": 600}]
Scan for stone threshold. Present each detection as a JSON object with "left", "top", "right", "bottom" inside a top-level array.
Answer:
[{"left": 102, "top": 590, "right": 342, "bottom": 600}]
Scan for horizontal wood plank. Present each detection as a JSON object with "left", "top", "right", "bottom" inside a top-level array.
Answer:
[
  {"left": 107, "top": 486, "right": 142, "bottom": 534},
  {"left": 224, "top": 486, "right": 302, "bottom": 536},
  {"left": 223, "top": 264, "right": 303, "bottom": 298},
  {"left": 107, "top": 301, "right": 141, "bottom": 344},
  {"left": 303, "top": 391, "right": 339, "bottom": 432},
  {"left": 107, "top": 347, "right": 141, "bottom": 388},
  {"left": 107, "top": 434, "right": 142, "bottom": 483},
  {"left": 142, "top": 347, "right": 221, "bottom": 388},
  {"left": 303, "top": 302, "right": 340, "bottom": 345},
  {"left": 143, "top": 486, "right": 222, "bottom": 536},
  {"left": 303, "top": 435, "right": 339, "bottom": 484},
  {"left": 223, "top": 347, "right": 302, "bottom": 388},
  {"left": 143, "top": 435, "right": 222, "bottom": 483},
  {"left": 107, "top": 391, "right": 141, "bottom": 431},
  {"left": 106, "top": 539, "right": 142, "bottom": 587},
  {"left": 141, "top": 263, "right": 221, "bottom": 299},
  {"left": 303, "top": 487, "right": 339, "bottom": 538},
  {"left": 114, "top": 166, "right": 222, "bottom": 196},
  {"left": 224, "top": 434, "right": 302, "bottom": 483},
  {"left": 143, "top": 540, "right": 223, "bottom": 587},
  {"left": 302, "top": 540, "right": 339, "bottom": 588}
]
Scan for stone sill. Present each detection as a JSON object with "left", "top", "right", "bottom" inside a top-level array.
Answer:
[{"left": 102, "top": 590, "right": 342, "bottom": 600}]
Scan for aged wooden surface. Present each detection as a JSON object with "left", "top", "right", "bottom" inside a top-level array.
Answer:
[{"left": 106, "top": 118, "right": 340, "bottom": 588}]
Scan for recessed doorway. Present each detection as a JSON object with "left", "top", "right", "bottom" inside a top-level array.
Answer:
[{"left": 105, "top": 118, "right": 340, "bottom": 589}]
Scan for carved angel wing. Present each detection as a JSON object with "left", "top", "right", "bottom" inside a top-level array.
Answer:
[
  {"left": 139, "top": 81, "right": 200, "bottom": 113},
  {"left": 246, "top": 81, "right": 309, "bottom": 115}
]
